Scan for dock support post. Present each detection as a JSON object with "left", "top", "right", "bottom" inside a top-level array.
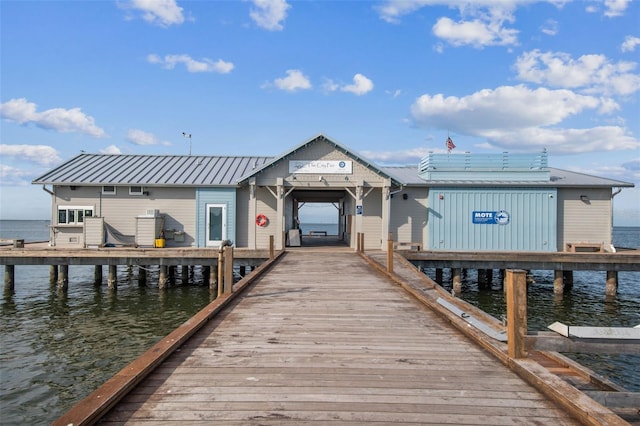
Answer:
[
  {"left": 605, "top": 270, "right": 618, "bottom": 296},
  {"left": 94, "top": 265, "right": 103, "bottom": 286},
  {"left": 4, "top": 265, "right": 15, "bottom": 293},
  {"left": 159, "top": 265, "right": 168, "bottom": 289},
  {"left": 435, "top": 268, "right": 443, "bottom": 284},
  {"left": 58, "top": 265, "right": 69, "bottom": 291},
  {"left": 553, "top": 270, "right": 564, "bottom": 294},
  {"left": 563, "top": 271, "right": 573, "bottom": 291},
  {"left": 452, "top": 268, "right": 462, "bottom": 294},
  {"left": 209, "top": 266, "right": 217, "bottom": 292},
  {"left": 506, "top": 269, "right": 527, "bottom": 359},
  {"left": 168, "top": 266, "right": 175, "bottom": 286},
  {"left": 239, "top": 265, "right": 246, "bottom": 277},
  {"left": 181, "top": 265, "right": 189, "bottom": 284},
  {"left": 387, "top": 233, "right": 393, "bottom": 273},
  {"left": 269, "top": 235, "right": 275, "bottom": 259},
  {"left": 138, "top": 266, "right": 146, "bottom": 286},
  {"left": 358, "top": 233, "right": 365, "bottom": 253},
  {"left": 49, "top": 265, "right": 58, "bottom": 286},
  {"left": 223, "top": 246, "right": 234, "bottom": 294},
  {"left": 478, "top": 269, "right": 492, "bottom": 289},
  {"left": 107, "top": 265, "right": 117, "bottom": 289}
]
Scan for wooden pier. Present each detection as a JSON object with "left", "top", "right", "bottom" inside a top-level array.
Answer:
[{"left": 52, "top": 248, "right": 637, "bottom": 425}]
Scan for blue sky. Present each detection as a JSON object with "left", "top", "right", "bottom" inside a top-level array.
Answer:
[{"left": 1, "top": 0, "right": 638, "bottom": 225}]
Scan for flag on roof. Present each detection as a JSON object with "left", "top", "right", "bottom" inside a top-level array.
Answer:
[{"left": 446, "top": 136, "right": 456, "bottom": 152}]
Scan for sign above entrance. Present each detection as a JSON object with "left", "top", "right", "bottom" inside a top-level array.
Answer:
[{"left": 289, "top": 160, "right": 353, "bottom": 174}]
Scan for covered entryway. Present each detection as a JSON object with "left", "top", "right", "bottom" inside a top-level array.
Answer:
[{"left": 288, "top": 189, "right": 348, "bottom": 248}]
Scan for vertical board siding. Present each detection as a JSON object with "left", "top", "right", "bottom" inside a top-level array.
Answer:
[
  {"left": 196, "top": 188, "right": 236, "bottom": 248},
  {"left": 558, "top": 188, "right": 612, "bottom": 249},
  {"left": 428, "top": 187, "right": 557, "bottom": 251}
]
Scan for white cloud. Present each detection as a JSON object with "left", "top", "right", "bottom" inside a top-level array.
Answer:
[
  {"left": 410, "top": 84, "right": 640, "bottom": 154},
  {"left": 127, "top": 129, "right": 171, "bottom": 146},
  {"left": 322, "top": 74, "right": 374, "bottom": 95},
  {"left": 341, "top": 74, "right": 374, "bottom": 95},
  {"left": 121, "top": 0, "right": 185, "bottom": 27},
  {"left": 514, "top": 50, "right": 640, "bottom": 96},
  {"left": 432, "top": 16, "right": 518, "bottom": 48},
  {"left": 0, "top": 144, "right": 62, "bottom": 167},
  {"left": 621, "top": 35, "right": 640, "bottom": 52},
  {"left": 603, "top": 0, "right": 631, "bottom": 17},
  {"left": 250, "top": 0, "right": 290, "bottom": 31},
  {"left": 0, "top": 98, "right": 106, "bottom": 138},
  {"left": 100, "top": 145, "right": 122, "bottom": 154},
  {"left": 267, "top": 69, "right": 312, "bottom": 92},
  {"left": 147, "top": 54, "right": 234, "bottom": 74},
  {"left": 540, "top": 19, "right": 559, "bottom": 36}
]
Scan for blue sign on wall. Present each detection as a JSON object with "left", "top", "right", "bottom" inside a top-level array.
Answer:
[
  {"left": 356, "top": 205, "right": 363, "bottom": 215},
  {"left": 472, "top": 210, "right": 510, "bottom": 225}
]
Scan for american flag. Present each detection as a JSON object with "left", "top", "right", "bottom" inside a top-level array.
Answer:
[{"left": 446, "top": 136, "right": 456, "bottom": 152}]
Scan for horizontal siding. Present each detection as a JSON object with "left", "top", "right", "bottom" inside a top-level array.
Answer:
[
  {"left": 255, "top": 187, "right": 278, "bottom": 249},
  {"left": 362, "top": 189, "right": 383, "bottom": 249},
  {"left": 390, "top": 188, "right": 427, "bottom": 247},
  {"left": 558, "top": 188, "right": 611, "bottom": 249}
]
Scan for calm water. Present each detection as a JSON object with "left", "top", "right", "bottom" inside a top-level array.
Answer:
[{"left": 0, "top": 221, "right": 638, "bottom": 424}]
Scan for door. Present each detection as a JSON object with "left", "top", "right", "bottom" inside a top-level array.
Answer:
[{"left": 206, "top": 204, "right": 227, "bottom": 247}]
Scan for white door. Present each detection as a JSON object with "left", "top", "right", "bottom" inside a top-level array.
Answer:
[{"left": 206, "top": 204, "right": 227, "bottom": 247}]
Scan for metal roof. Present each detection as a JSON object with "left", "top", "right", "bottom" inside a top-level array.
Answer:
[
  {"left": 381, "top": 166, "right": 634, "bottom": 188},
  {"left": 32, "top": 154, "right": 274, "bottom": 186}
]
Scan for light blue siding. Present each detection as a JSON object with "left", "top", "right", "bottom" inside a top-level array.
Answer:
[
  {"left": 196, "top": 188, "right": 236, "bottom": 248},
  {"left": 427, "top": 187, "right": 557, "bottom": 251}
]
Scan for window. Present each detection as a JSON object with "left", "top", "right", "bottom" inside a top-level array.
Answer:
[
  {"left": 129, "top": 186, "right": 144, "bottom": 195},
  {"left": 58, "top": 206, "right": 94, "bottom": 225},
  {"left": 102, "top": 186, "right": 116, "bottom": 195}
]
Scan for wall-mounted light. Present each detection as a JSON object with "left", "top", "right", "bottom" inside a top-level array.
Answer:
[
  {"left": 580, "top": 195, "right": 589, "bottom": 202},
  {"left": 143, "top": 191, "right": 150, "bottom": 196},
  {"left": 318, "top": 176, "right": 324, "bottom": 181},
  {"left": 402, "top": 193, "right": 408, "bottom": 200},
  {"left": 439, "top": 194, "right": 444, "bottom": 200}
]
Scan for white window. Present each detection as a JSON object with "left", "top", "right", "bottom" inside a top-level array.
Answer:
[
  {"left": 129, "top": 186, "right": 144, "bottom": 195},
  {"left": 58, "top": 206, "right": 94, "bottom": 225},
  {"left": 102, "top": 186, "right": 116, "bottom": 195}
]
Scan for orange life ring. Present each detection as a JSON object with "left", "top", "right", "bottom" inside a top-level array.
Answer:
[{"left": 256, "top": 214, "right": 268, "bottom": 227}]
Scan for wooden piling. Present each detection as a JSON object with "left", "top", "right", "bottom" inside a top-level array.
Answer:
[
  {"left": 553, "top": 270, "right": 564, "bottom": 294},
  {"left": 181, "top": 265, "right": 189, "bottom": 284},
  {"left": 58, "top": 265, "right": 69, "bottom": 291},
  {"left": 386, "top": 233, "right": 393, "bottom": 273},
  {"left": 605, "top": 270, "right": 618, "bottom": 296},
  {"left": 223, "top": 246, "right": 234, "bottom": 294},
  {"left": 107, "top": 265, "right": 117, "bottom": 289},
  {"left": 138, "top": 266, "right": 147, "bottom": 286},
  {"left": 4, "top": 265, "right": 15, "bottom": 292},
  {"left": 94, "top": 265, "right": 103, "bottom": 286},
  {"left": 269, "top": 235, "right": 275, "bottom": 259},
  {"left": 209, "top": 265, "right": 217, "bottom": 292},
  {"left": 562, "top": 270, "right": 573, "bottom": 291},
  {"left": 49, "top": 265, "right": 58, "bottom": 286},
  {"left": 506, "top": 269, "right": 527, "bottom": 359},
  {"left": 452, "top": 268, "right": 462, "bottom": 294},
  {"left": 159, "top": 265, "right": 168, "bottom": 289},
  {"left": 435, "top": 268, "right": 443, "bottom": 284}
]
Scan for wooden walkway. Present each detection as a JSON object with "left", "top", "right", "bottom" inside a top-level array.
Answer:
[{"left": 100, "top": 251, "right": 580, "bottom": 425}]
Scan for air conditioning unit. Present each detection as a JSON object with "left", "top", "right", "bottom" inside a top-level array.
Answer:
[{"left": 144, "top": 209, "right": 159, "bottom": 217}]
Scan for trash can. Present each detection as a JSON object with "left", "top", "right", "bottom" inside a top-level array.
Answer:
[{"left": 155, "top": 238, "right": 165, "bottom": 248}]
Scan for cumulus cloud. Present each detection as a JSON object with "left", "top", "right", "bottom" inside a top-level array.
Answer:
[
  {"left": 341, "top": 73, "right": 374, "bottom": 95},
  {"left": 514, "top": 50, "right": 640, "bottom": 96},
  {"left": 540, "top": 19, "right": 559, "bottom": 36},
  {"left": 100, "top": 145, "right": 122, "bottom": 154},
  {"left": 603, "top": 0, "right": 631, "bottom": 17},
  {"left": 147, "top": 54, "right": 234, "bottom": 73},
  {"left": 0, "top": 144, "right": 62, "bottom": 167},
  {"left": 126, "top": 129, "right": 171, "bottom": 146},
  {"left": 0, "top": 98, "right": 106, "bottom": 138},
  {"left": 265, "top": 69, "right": 312, "bottom": 92},
  {"left": 120, "top": 0, "right": 185, "bottom": 27},
  {"left": 432, "top": 16, "right": 518, "bottom": 48},
  {"left": 410, "top": 85, "right": 640, "bottom": 154},
  {"left": 621, "top": 35, "right": 640, "bottom": 52},
  {"left": 250, "top": 0, "right": 290, "bottom": 31}
]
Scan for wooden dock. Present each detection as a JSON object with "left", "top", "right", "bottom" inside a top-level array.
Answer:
[{"left": 57, "top": 249, "right": 628, "bottom": 425}]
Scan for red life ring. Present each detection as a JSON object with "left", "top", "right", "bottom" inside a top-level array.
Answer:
[{"left": 256, "top": 214, "right": 268, "bottom": 227}]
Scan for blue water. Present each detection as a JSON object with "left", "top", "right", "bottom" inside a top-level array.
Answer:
[{"left": 0, "top": 221, "right": 638, "bottom": 424}]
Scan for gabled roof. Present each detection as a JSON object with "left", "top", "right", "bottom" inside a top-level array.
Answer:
[
  {"left": 32, "top": 154, "right": 273, "bottom": 186},
  {"left": 236, "top": 133, "right": 404, "bottom": 185}
]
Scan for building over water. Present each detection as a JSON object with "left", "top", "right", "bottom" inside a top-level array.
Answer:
[{"left": 32, "top": 134, "right": 634, "bottom": 252}]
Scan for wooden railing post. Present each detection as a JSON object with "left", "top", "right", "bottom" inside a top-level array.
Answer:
[
  {"left": 359, "top": 233, "right": 365, "bottom": 253},
  {"left": 506, "top": 269, "right": 527, "bottom": 359},
  {"left": 217, "top": 249, "right": 224, "bottom": 298},
  {"left": 269, "top": 235, "right": 275, "bottom": 259},
  {"left": 387, "top": 233, "right": 394, "bottom": 273},
  {"left": 223, "top": 246, "right": 234, "bottom": 294}
]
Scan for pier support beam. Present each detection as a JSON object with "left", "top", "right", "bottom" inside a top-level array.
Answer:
[
  {"left": 4, "top": 265, "right": 15, "bottom": 293},
  {"left": 605, "top": 270, "right": 618, "bottom": 296},
  {"left": 553, "top": 270, "right": 564, "bottom": 294},
  {"left": 159, "top": 265, "right": 168, "bottom": 289},
  {"left": 452, "top": 268, "right": 462, "bottom": 294},
  {"left": 435, "top": 268, "right": 443, "bottom": 284},
  {"left": 138, "top": 266, "right": 147, "bottom": 286},
  {"left": 181, "top": 265, "right": 189, "bottom": 284},
  {"left": 478, "top": 269, "right": 493, "bottom": 289},
  {"left": 94, "top": 265, "right": 103, "bottom": 286},
  {"left": 563, "top": 271, "right": 573, "bottom": 291},
  {"left": 58, "top": 265, "right": 69, "bottom": 291},
  {"left": 107, "top": 265, "right": 117, "bottom": 289},
  {"left": 49, "top": 265, "right": 58, "bottom": 286},
  {"left": 209, "top": 265, "right": 217, "bottom": 292},
  {"left": 506, "top": 269, "right": 527, "bottom": 359}
]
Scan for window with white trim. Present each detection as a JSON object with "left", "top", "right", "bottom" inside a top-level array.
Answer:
[
  {"left": 58, "top": 206, "right": 94, "bottom": 225},
  {"left": 102, "top": 186, "right": 116, "bottom": 195},
  {"left": 129, "top": 186, "right": 144, "bottom": 195}
]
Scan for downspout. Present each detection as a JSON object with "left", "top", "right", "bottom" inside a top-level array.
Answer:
[
  {"left": 41, "top": 185, "right": 55, "bottom": 246},
  {"left": 609, "top": 187, "right": 623, "bottom": 252}
]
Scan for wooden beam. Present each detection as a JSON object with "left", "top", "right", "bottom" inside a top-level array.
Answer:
[
  {"left": 506, "top": 269, "right": 527, "bottom": 359},
  {"left": 525, "top": 332, "right": 640, "bottom": 354}
]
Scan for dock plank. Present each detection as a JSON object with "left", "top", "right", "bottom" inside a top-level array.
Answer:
[{"left": 100, "top": 251, "right": 579, "bottom": 424}]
